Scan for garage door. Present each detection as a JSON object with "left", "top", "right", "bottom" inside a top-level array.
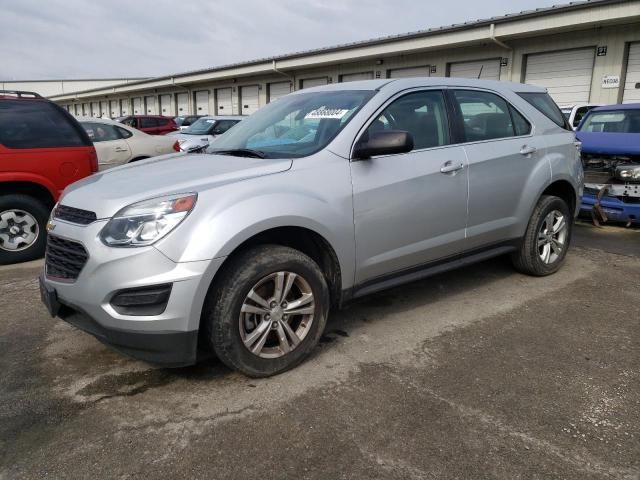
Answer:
[
  {"left": 449, "top": 59, "right": 501, "bottom": 80},
  {"left": 109, "top": 100, "right": 121, "bottom": 118},
  {"left": 145, "top": 96, "right": 157, "bottom": 115},
  {"left": 388, "top": 66, "right": 430, "bottom": 78},
  {"left": 301, "top": 77, "right": 328, "bottom": 89},
  {"left": 340, "top": 71, "right": 374, "bottom": 82},
  {"left": 90, "top": 101, "right": 100, "bottom": 117},
  {"left": 132, "top": 97, "right": 143, "bottom": 115},
  {"left": 240, "top": 85, "right": 260, "bottom": 115},
  {"left": 176, "top": 93, "right": 189, "bottom": 115},
  {"left": 159, "top": 94, "right": 174, "bottom": 116},
  {"left": 216, "top": 88, "right": 232, "bottom": 115},
  {"left": 268, "top": 82, "right": 291, "bottom": 103},
  {"left": 525, "top": 48, "right": 595, "bottom": 105},
  {"left": 100, "top": 101, "right": 108, "bottom": 117},
  {"left": 121, "top": 100, "right": 129, "bottom": 116},
  {"left": 623, "top": 43, "right": 640, "bottom": 103},
  {"left": 195, "top": 90, "right": 210, "bottom": 115}
]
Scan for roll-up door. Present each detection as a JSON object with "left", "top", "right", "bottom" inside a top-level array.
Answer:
[
  {"left": 388, "top": 66, "right": 430, "bottom": 78},
  {"left": 121, "top": 100, "right": 129, "bottom": 116},
  {"left": 301, "top": 77, "right": 328, "bottom": 89},
  {"left": 99, "top": 101, "right": 108, "bottom": 117},
  {"left": 90, "top": 101, "right": 100, "bottom": 117},
  {"left": 340, "top": 72, "right": 374, "bottom": 82},
  {"left": 449, "top": 59, "right": 501, "bottom": 80},
  {"left": 623, "top": 43, "right": 640, "bottom": 103},
  {"left": 195, "top": 90, "right": 210, "bottom": 114},
  {"left": 132, "top": 97, "right": 143, "bottom": 115},
  {"left": 109, "top": 100, "right": 121, "bottom": 118},
  {"left": 145, "top": 96, "right": 157, "bottom": 115},
  {"left": 216, "top": 88, "right": 232, "bottom": 115},
  {"left": 176, "top": 93, "right": 189, "bottom": 115},
  {"left": 240, "top": 85, "right": 260, "bottom": 115},
  {"left": 268, "top": 82, "right": 291, "bottom": 102},
  {"left": 159, "top": 94, "right": 174, "bottom": 116},
  {"left": 524, "top": 48, "right": 595, "bottom": 105}
]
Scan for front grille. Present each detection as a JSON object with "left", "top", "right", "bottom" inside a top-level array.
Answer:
[
  {"left": 45, "top": 235, "right": 88, "bottom": 281},
  {"left": 55, "top": 205, "right": 97, "bottom": 225}
]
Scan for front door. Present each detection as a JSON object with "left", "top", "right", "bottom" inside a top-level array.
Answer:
[{"left": 351, "top": 89, "right": 469, "bottom": 285}]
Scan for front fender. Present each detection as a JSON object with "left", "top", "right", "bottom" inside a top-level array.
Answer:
[{"left": 154, "top": 154, "right": 356, "bottom": 290}]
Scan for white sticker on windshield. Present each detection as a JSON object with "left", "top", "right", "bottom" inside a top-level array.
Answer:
[
  {"left": 206, "top": 120, "right": 216, "bottom": 123},
  {"left": 305, "top": 107, "right": 349, "bottom": 119}
]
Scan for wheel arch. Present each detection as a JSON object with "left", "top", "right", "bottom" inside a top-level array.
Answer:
[
  {"left": 0, "top": 180, "right": 56, "bottom": 208},
  {"left": 542, "top": 179, "right": 578, "bottom": 217}
]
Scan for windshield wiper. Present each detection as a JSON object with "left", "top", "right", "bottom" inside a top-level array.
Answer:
[{"left": 211, "top": 148, "right": 267, "bottom": 158}]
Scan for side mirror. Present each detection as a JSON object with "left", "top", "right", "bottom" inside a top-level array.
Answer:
[{"left": 353, "top": 130, "right": 414, "bottom": 160}]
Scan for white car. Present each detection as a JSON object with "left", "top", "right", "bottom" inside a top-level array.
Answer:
[
  {"left": 559, "top": 103, "right": 602, "bottom": 130},
  {"left": 78, "top": 117, "right": 179, "bottom": 170},
  {"left": 169, "top": 115, "right": 243, "bottom": 152}
]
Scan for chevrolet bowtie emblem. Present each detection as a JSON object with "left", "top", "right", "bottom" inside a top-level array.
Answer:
[{"left": 46, "top": 221, "right": 56, "bottom": 232}]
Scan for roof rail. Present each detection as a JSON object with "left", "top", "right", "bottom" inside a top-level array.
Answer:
[{"left": 0, "top": 90, "right": 43, "bottom": 99}]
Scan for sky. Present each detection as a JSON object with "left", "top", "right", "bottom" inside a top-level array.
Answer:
[{"left": 0, "top": 0, "right": 566, "bottom": 80}]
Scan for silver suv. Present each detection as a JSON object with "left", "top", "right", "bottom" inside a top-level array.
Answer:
[{"left": 40, "top": 79, "right": 583, "bottom": 377}]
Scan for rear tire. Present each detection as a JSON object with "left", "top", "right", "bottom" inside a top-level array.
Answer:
[
  {"left": 0, "top": 195, "right": 50, "bottom": 265},
  {"left": 511, "top": 195, "right": 572, "bottom": 276},
  {"left": 203, "top": 245, "right": 330, "bottom": 377}
]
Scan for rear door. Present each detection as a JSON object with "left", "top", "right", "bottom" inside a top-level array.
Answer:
[
  {"left": 351, "top": 89, "right": 469, "bottom": 284},
  {"left": 82, "top": 121, "right": 131, "bottom": 169},
  {"left": 450, "top": 89, "right": 544, "bottom": 248}
]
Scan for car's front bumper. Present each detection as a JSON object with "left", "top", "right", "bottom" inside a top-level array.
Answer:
[
  {"left": 40, "top": 219, "right": 225, "bottom": 366},
  {"left": 580, "top": 191, "right": 640, "bottom": 224}
]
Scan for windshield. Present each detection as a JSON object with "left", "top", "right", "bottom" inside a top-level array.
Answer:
[
  {"left": 184, "top": 118, "right": 217, "bottom": 135},
  {"left": 579, "top": 110, "right": 640, "bottom": 133},
  {"left": 207, "top": 90, "right": 375, "bottom": 158}
]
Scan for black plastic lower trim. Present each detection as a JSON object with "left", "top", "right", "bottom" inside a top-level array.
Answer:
[
  {"left": 57, "top": 301, "right": 198, "bottom": 367},
  {"left": 342, "top": 239, "right": 520, "bottom": 304}
]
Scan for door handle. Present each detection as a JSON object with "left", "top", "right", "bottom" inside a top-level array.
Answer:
[
  {"left": 440, "top": 161, "right": 464, "bottom": 174},
  {"left": 115, "top": 147, "right": 127, "bottom": 152},
  {"left": 519, "top": 145, "right": 537, "bottom": 156}
]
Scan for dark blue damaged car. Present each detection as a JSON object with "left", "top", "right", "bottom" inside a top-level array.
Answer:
[{"left": 576, "top": 104, "right": 640, "bottom": 225}]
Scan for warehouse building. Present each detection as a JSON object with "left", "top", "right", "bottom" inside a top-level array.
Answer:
[{"left": 50, "top": 0, "right": 640, "bottom": 118}]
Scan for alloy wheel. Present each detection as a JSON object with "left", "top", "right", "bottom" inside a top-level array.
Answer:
[
  {"left": 537, "top": 210, "right": 567, "bottom": 264},
  {"left": 239, "top": 271, "right": 315, "bottom": 359},
  {"left": 0, "top": 209, "right": 40, "bottom": 252}
]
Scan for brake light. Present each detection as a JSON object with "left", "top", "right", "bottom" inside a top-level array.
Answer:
[
  {"left": 89, "top": 148, "right": 98, "bottom": 173},
  {"left": 172, "top": 141, "right": 180, "bottom": 152}
]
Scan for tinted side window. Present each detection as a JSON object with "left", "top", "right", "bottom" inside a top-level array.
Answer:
[
  {"left": 509, "top": 106, "right": 532, "bottom": 136},
  {"left": 365, "top": 90, "right": 450, "bottom": 150},
  {"left": 453, "top": 90, "right": 516, "bottom": 142},
  {"left": 0, "top": 100, "right": 87, "bottom": 149},
  {"left": 214, "top": 120, "right": 237, "bottom": 134},
  {"left": 82, "top": 122, "right": 120, "bottom": 142},
  {"left": 116, "top": 127, "right": 133, "bottom": 139},
  {"left": 518, "top": 92, "right": 568, "bottom": 129},
  {"left": 139, "top": 118, "right": 157, "bottom": 128}
]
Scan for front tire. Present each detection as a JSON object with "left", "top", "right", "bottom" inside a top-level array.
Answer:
[
  {"left": 0, "top": 195, "right": 49, "bottom": 265},
  {"left": 511, "top": 195, "right": 572, "bottom": 276},
  {"left": 203, "top": 245, "right": 330, "bottom": 377}
]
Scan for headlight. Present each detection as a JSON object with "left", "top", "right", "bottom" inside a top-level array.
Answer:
[
  {"left": 100, "top": 193, "right": 197, "bottom": 247},
  {"left": 616, "top": 165, "right": 640, "bottom": 181}
]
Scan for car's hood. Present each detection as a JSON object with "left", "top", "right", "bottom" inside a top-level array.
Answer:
[
  {"left": 169, "top": 132, "right": 212, "bottom": 140},
  {"left": 61, "top": 152, "right": 292, "bottom": 219},
  {"left": 576, "top": 131, "right": 640, "bottom": 156}
]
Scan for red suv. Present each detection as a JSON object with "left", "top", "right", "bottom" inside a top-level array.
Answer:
[
  {"left": 0, "top": 91, "right": 97, "bottom": 265},
  {"left": 115, "top": 115, "right": 179, "bottom": 135}
]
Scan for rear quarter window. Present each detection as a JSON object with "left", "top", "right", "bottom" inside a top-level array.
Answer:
[
  {"left": 518, "top": 92, "right": 569, "bottom": 129},
  {"left": 0, "top": 100, "right": 89, "bottom": 148}
]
